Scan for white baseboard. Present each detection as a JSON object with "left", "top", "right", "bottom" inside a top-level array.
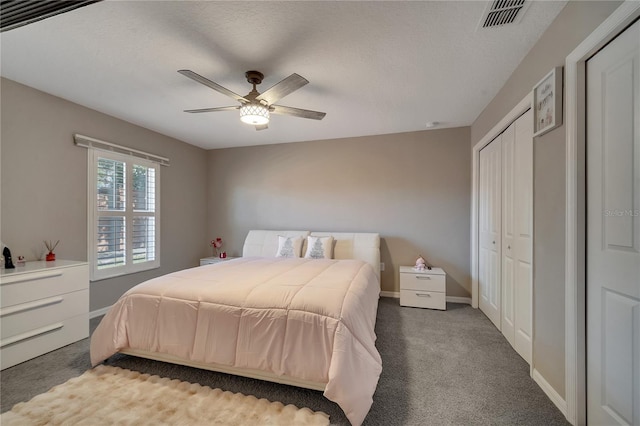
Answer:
[
  {"left": 90, "top": 305, "right": 112, "bottom": 319},
  {"left": 447, "top": 296, "right": 472, "bottom": 305},
  {"left": 532, "top": 368, "right": 567, "bottom": 417},
  {"left": 380, "top": 292, "right": 472, "bottom": 305}
]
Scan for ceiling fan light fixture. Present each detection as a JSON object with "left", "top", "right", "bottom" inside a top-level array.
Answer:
[
  {"left": 180, "top": 69, "right": 325, "bottom": 128},
  {"left": 239, "top": 103, "right": 270, "bottom": 125}
]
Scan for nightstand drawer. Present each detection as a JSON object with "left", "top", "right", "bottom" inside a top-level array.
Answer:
[
  {"left": 400, "top": 289, "right": 446, "bottom": 310},
  {"left": 400, "top": 273, "right": 445, "bottom": 292}
]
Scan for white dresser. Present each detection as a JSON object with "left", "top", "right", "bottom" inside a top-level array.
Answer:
[
  {"left": 399, "top": 266, "right": 447, "bottom": 310},
  {"left": 200, "top": 256, "right": 238, "bottom": 266},
  {"left": 0, "top": 260, "right": 89, "bottom": 369}
]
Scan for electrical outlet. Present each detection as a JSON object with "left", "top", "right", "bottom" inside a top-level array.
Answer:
[{"left": 380, "top": 262, "right": 385, "bottom": 272}]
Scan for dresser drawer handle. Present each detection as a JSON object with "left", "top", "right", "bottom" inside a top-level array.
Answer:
[
  {"left": 0, "top": 271, "right": 63, "bottom": 285},
  {"left": 416, "top": 293, "right": 432, "bottom": 298},
  {"left": 0, "top": 322, "right": 64, "bottom": 348},
  {"left": 416, "top": 276, "right": 432, "bottom": 280},
  {"left": 0, "top": 296, "right": 64, "bottom": 318}
]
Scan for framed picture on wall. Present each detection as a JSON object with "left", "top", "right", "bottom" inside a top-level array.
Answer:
[{"left": 533, "top": 66, "right": 563, "bottom": 137}]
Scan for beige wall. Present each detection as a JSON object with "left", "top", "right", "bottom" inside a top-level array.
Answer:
[
  {"left": 0, "top": 78, "right": 209, "bottom": 311},
  {"left": 207, "top": 128, "right": 471, "bottom": 297},
  {"left": 470, "top": 1, "right": 622, "bottom": 399}
]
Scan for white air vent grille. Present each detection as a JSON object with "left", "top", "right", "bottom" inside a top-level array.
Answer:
[
  {"left": 479, "top": 0, "right": 530, "bottom": 29},
  {"left": 0, "top": 0, "right": 101, "bottom": 33}
]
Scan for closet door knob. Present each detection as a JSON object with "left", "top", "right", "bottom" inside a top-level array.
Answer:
[{"left": 492, "top": 241, "right": 496, "bottom": 245}]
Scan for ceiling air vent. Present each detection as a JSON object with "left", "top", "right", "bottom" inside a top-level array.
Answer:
[
  {"left": 0, "top": 0, "right": 101, "bottom": 33},
  {"left": 479, "top": 0, "right": 531, "bottom": 29}
]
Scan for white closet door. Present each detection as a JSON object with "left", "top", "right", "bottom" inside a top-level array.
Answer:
[
  {"left": 479, "top": 109, "right": 533, "bottom": 364},
  {"left": 513, "top": 109, "right": 533, "bottom": 364},
  {"left": 501, "top": 122, "right": 516, "bottom": 347},
  {"left": 586, "top": 19, "right": 640, "bottom": 426},
  {"left": 479, "top": 135, "right": 502, "bottom": 328}
]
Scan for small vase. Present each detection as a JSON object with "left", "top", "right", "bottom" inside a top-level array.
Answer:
[{"left": 46, "top": 251, "right": 55, "bottom": 262}]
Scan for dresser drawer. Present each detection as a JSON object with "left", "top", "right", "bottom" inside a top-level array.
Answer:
[
  {"left": 1, "top": 289, "right": 88, "bottom": 338},
  {"left": 400, "top": 272, "right": 445, "bottom": 292},
  {"left": 0, "top": 312, "right": 89, "bottom": 369},
  {"left": 400, "top": 289, "right": 446, "bottom": 310},
  {"left": 1, "top": 264, "right": 88, "bottom": 308}
]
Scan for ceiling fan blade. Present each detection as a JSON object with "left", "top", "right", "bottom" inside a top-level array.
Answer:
[
  {"left": 256, "top": 73, "right": 308, "bottom": 105},
  {"left": 255, "top": 124, "right": 269, "bottom": 131},
  {"left": 184, "top": 106, "right": 239, "bottom": 113},
  {"left": 270, "top": 104, "right": 326, "bottom": 120},
  {"left": 178, "top": 70, "right": 249, "bottom": 103}
]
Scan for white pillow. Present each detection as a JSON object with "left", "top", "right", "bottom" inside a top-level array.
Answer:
[
  {"left": 275, "top": 235, "right": 304, "bottom": 258},
  {"left": 304, "top": 236, "right": 334, "bottom": 259}
]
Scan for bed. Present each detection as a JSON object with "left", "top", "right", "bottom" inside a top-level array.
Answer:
[{"left": 90, "top": 230, "right": 382, "bottom": 425}]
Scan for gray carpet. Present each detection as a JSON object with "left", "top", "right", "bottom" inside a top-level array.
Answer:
[{"left": 1, "top": 298, "right": 568, "bottom": 425}]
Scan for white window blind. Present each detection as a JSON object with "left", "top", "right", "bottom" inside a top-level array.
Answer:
[{"left": 89, "top": 149, "right": 160, "bottom": 281}]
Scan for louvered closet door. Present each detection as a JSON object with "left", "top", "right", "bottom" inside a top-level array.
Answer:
[{"left": 479, "top": 135, "right": 502, "bottom": 328}]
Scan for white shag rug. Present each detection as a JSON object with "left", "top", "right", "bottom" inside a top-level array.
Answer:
[{"left": 2, "top": 365, "right": 330, "bottom": 425}]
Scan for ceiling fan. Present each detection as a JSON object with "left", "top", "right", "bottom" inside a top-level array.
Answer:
[{"left": 178, "top": 70, "right": 326, "bottom": 131}]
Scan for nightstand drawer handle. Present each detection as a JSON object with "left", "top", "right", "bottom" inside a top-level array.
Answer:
[
  {"left": 416, "top": 293, "right": 432, "bottom": 297},
  {"left": 416, "top": 276, "right": 432, "bottom": 280}
]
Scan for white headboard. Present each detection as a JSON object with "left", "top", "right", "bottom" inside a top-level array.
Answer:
[
  {"left": 310, "top": 232, "right": 380, "bottom": 280},
  {"left": 242, "top": 230, "right": 310, "bottom": 257},
  {"left": 242, "top": 230, "right": 380, "bottom": 281}
]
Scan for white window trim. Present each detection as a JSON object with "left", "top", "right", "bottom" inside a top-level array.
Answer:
[{"left": 88, "top": 148, "right": 161, "bottom": 281}]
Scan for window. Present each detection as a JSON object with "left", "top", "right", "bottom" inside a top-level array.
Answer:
[{"left": 88, "top": 149, "right": 160, "bottom": 281}]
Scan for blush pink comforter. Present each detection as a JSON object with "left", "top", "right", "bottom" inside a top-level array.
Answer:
[{"left": 90, "top": 257, "right": 382, "bottom": 425}]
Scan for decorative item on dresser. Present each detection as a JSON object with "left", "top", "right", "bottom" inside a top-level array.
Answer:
[
  {"left": 44, "top": 240, "right": 60, "bottom": 262},
  {"left": 399, "top": 266, "right": 447, "bottom": 310},
  {"left": 199, "top": 256, "right": 237, "bottom": 266},
  {"left": 2, "top": 246, "right": 15, "bottom": 269},
  {"left": 0, "top": 260, "right": 89, "bottom": 370}
]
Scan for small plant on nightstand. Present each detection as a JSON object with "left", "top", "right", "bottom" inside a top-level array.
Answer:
[{"left": 210, "top": 237, "right": 223, "bottom": 257}]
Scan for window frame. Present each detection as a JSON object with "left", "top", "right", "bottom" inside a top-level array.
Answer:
[{"left": 88, "top": 149, "right": 160, "bottom": 281}]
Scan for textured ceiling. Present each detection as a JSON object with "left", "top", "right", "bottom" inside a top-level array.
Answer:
[{"left": 0, "top": 1, "right": 567, "bottom": 150}]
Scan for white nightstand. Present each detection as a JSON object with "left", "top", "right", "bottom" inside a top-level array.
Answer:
[
  {"left": 199, "top": 256, "right": 237, "bottom": 266},
  {"left": 399, "top": 266, "right": 446, "bottom": 310}
]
